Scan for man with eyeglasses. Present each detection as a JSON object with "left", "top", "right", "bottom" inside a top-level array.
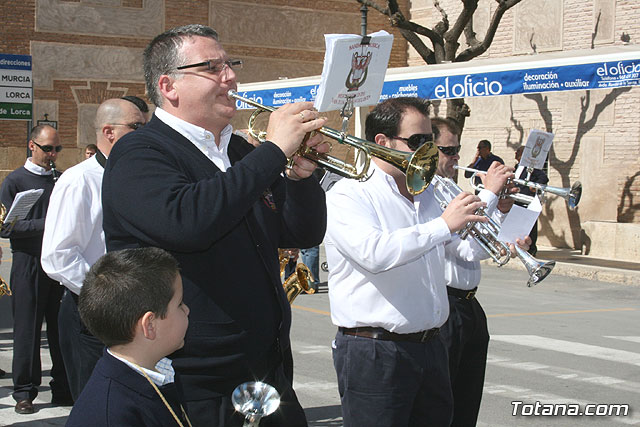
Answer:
[
  {"left": 324, "top": 97, "right": 499, "bottom": 427},
  {"left": 0, "top": 124, "right": 72, "bottom": 414},
  {"left": 101, "top": 25, "right": 328, "bottom": 427},
  {"left": 41, "top": 98, "right": 146, "bottom": 403},
  {"left": 432, "top": 117, "right": 517, "bottom": 426}
]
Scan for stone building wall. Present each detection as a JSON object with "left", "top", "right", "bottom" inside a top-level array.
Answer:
[
  {"left": 410, "top": 0, "right": 640, "bottom": 257},
  {"left": 0, "top": 0, "right": 409, "bottom": 180}
]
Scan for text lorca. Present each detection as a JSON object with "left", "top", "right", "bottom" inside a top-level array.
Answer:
[{"left": 434, "top": 75, "right": 503, "bottom": 99}]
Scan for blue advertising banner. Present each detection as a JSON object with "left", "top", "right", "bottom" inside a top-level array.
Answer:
[
  {"left": 380, "top": 60, "right": 640, "bottom": 101},
  {"left": 235, "top": 47, "right": 640, "bottom": 110}
]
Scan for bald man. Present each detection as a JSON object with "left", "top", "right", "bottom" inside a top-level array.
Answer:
[
  {"left": 1, "top": 124, "right": 70, "bottom": 414},
  {"left": 42, "top": 99, "right": 146, "bottom": 400}
]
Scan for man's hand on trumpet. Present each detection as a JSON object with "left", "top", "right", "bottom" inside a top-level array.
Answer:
[
  {"left": 480, "top": 161, "right": 517, "bottom": 213},
  {"left": 265, "top": 101, "right": 330, "bottom": 180},
  {"left": 441, "top": 192, "right": 488, "bottom": 233}
]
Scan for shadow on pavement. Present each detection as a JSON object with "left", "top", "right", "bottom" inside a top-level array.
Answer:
[{"left": 305, "top": 404, "right": 343, "bottom": 426}]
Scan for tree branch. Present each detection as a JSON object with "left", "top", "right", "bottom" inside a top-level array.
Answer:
[{"left": 456, "top": 0, "right": 524, "bottom": 62}]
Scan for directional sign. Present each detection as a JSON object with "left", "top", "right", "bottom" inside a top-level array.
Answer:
[{"left": 0, "top": 53, "right": 33, "bottom": 121}]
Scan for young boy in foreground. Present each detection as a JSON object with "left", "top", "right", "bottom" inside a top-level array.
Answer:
[{"left": 66, "top": 247, "right": 191, "bottom": 426}]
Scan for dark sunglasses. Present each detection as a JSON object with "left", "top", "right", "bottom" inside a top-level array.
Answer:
[
  {"left": 436, "top": 145, "right": 461, "bottom": 156},
  {"left": 32, "top": 140, "right": 62, "bottom": 153},
  {"left": 392, "top": 133, "right": 433, "bottom": 151},
  {"left": 111, "top": 122, "right": 145, "bottom": 130}
]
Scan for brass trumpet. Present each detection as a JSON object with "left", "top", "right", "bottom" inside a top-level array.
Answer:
[
  {"left": 455, "top": 165, "right": 582, "bottom": 210},
  {"left": 432, "top": 175, "right": 555, "bottom": 286},
  {"left": 0, "top": 203, "right": 12, "bottom": 297},
  {"left": 279, "top": 249, "right": 315, "bottom": 303},
  {"left": 228, "top": 90, "right": 439, "bottom": 195}
]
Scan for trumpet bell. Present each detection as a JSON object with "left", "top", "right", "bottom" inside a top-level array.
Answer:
[
  {"left": 232, "top": 381, "right": 281, "bottom": 427},
  {"left": 406, "top": 142, "right": 439, "bottom": 195},
  {"left": 515, "top": 246, "right": 555, "bottom": 287},
  {"left": 568, "top": 181, "right": 582, "bottom": 210}
]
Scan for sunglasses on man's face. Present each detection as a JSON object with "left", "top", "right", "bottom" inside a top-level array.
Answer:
[
  {"left": 32, "top": 140, "right": 62, "bottom": 153},
  {"left": 436, "top": 145, "right": 461, "bottom": 156},
  {"left": 392, "top": 133, "right": 433, "bottom": 151}
]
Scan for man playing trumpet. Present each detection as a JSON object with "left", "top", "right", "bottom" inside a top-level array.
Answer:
[
  {"left": 101, "top": 24, "right": 328, "bottom": 427},
  {"left": 433, "top": 117, "right": 524, "bottom": 426},
  {"left": 325, "top": 98, "right": 529, "bottom": 427}
]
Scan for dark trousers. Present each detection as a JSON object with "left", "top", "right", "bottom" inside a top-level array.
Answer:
[
  {"left": 183, "top": 359, "right": 307, "bottom": 427},
  {"left": 332, "top": 330, "right": 453, "bottom": 427},
  {"left": 440, "top": 294, "right": 490, "bottom": 427},
  {"left": 10, "top": 252, "right": 69, "bottom": 402},
  {"left": 58, "top": 289, "right": 105, "bottom": 400},
  {"left": 528, "top": 219, "right": 539, "bottom": 256}
]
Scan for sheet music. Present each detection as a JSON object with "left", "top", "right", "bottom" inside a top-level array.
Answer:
[
  {"left": 314, "top": 30, "right": 393, "bottom": 112},
  {"left": 3, "top": 189, "right": 44, "bottom": 225},
  {"left": 497, "top": 196, "right": 542, "bottom": 244},
  {"left": 520, "top": 130, "right": 554, "bottom": 170}
]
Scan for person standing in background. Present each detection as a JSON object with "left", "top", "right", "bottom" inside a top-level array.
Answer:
[
  {"left": 0, "top": 125, "right": 71, "bottom": 414},
  {"left": 41, "top": 99, "right": 146, "bottom": 401}
]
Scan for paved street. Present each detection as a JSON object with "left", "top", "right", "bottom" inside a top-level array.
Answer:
[{"left": 1, "top": 239, "right": 639, "bottom": 426}]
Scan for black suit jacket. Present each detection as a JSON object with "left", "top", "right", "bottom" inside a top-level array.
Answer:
[
  {"left": 102, "top": 115, "right": 327, "bottom": 399},
  {"left": 67, "top": 351, "right": 187, "bottom": 426}
]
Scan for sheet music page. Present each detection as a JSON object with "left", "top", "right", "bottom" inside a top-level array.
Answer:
[
  {"left": 497, "top": 196, "right": 542, "bottom": 244},
  {"left": 520, "top": 130, "right": 554, "bottom": 170},
  {"left": 4, "top": 189, "right": 44, "bottom": 224},
  {"left": 314, "top": 30, "right": 393, "bottom": 112}
]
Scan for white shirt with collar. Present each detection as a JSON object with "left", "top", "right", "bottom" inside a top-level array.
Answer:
[
  {"left": 24, "top": 158, "right": 53, "bottom": 176},
  {"left": 325, "top": 162, "right": 488, "bottom": 334},
  {"left": 107, "top": 349, "right": 175, "bottom": 387},
  {"left": 41, "top": 155, "right": 105, "bottom": 295},
  {"left": 155, "top": 107, "right": 233, "bottom": 171}
]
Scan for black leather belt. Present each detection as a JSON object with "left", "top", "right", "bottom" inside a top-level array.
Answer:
[
  {"left": 339, "top": 326, "right": 439, "bottom": 343},
  {"left": 447, "top": 286, "right": 477, "bottom": 300}
]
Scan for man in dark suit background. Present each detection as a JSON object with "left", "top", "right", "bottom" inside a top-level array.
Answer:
[
  {"left": 101, "top": 24, "right": 328, "bottom": 427},
  {"left": 514, "top": 146, "right": 548, "bottom": 255}
]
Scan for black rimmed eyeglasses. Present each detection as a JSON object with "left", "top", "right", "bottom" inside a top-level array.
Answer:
[
  {"left": 111, "top": 122, "right": 145, "bottom": 130},
  {"left": 392, "top": 133, "right": 433, "bottom": 151},
  {"left": 32, "top": 140, "right": 62, "bottom": 153},
  {"left": 436, "top": 145, "right": 461, "bottom": 156},
  {"left": 176, "top": 59, "right": 243, "bottom": 74}
]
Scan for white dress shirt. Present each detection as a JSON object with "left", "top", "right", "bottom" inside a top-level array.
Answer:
[
  {"left": 24, "top": 158, "right": 53, "bottom": 176},
  {"left": 155, "top": 107, "right": 233, "bottom": 171},
  {"left": 325, "top": 163, "right": 488, "bottom": 333},
  {"left": 41, "top": 155, "right": 105, "bottom": 295},
  {"left": 107, "top": 349, "right": 176, "bottom": 387}
]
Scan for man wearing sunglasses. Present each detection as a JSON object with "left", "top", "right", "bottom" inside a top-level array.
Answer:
[
  {"left": 0, "top": 124, "right": 72, "bottom": 414},
  {"left": 325, "top": 98, "right": 499, "bottom": 427},
  {"left": 101, "top": 24, "right": 327, "bottom": 427},
  {"left": 432, "top": 117, "right": 518, "bottom": 427},
  {"left": 41, "top": 98, "right": 146, "bottom": 403}
]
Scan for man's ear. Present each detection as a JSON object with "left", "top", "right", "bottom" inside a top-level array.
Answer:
[
  {"left": 102, "top": 125, "right": 115, "bottom": 144},
  {"left": 140, "top": 311, "right": 157, "bottom": 340},
  {"left": 158, "top": 75, "right": 178, "bottom": 104},
  {"left": 28, "top": 140, "right": 36, "bottom": 152},
  {"left": 374, "top": 133, "right": 393, "bottom": 149}
]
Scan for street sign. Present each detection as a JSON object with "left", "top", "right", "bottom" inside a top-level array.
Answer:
[{"left": 0, "top": 53, "right": 33, "bottom": 121}]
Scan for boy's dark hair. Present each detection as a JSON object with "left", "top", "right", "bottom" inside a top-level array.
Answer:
[
  {"left": 121, "top": 95, "right": 149, "bottom": 113},
  {"left": 365, "top": 97, "right": 431, "bottom": 142},
  {"left": 85, "top": 143, "right": 98, "bottom": 151},
  {"left": 79, "top": 247, "right": 180, "bottom": 347}
]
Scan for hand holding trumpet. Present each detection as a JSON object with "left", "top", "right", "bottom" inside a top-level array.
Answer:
[
  {"left": 441, "top": 192, "right": 488, "bottom": 233},
  {"left": 264, "top": 102, "right": 330, "bottom": 180}
]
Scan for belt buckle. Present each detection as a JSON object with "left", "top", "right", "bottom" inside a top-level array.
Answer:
[{"left": 465, "top": 290, "right": 476, "bottom": 300}]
